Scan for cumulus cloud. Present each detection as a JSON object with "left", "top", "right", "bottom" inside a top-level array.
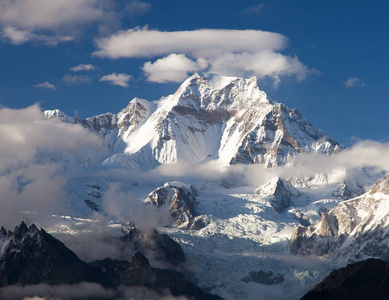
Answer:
[
  {"left": 209, "top": 51, "right": 313, "bottom": 87},
  {"left": 0, "top": 105, "right": 103, "bottom": 228},
  {"left": 70, "top": 64, "right": 98, "bottom": 72},
  {"left": 143, "top": 54, "right": 208, "bottom": 83},
  {"left": 345, "top": 77, "right": 364, "bottom": 88},
  {"left": 61, "top": 74, "right": 91, "bottom": 85},
  {"left": 33, "top": 81, "right": 56, "bottom": 90},
  {"left": 100, "top": 73, "right": 133, "bottom": 87},
  {"left": 1, "top": 26, "right": 73, "bottom": 45},
  {"left": 94, "top": 27, "right": 287, "bottom": 59},
  {"left": 94, "top": 27, "right": 314, "bottom": 86},
  {"left": 242, "top": 3, "right": 265, "bottom": 14}
]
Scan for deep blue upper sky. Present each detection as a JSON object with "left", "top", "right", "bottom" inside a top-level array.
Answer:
[{"left": 0, "top": 0, "right": 387, "bottom": 146}]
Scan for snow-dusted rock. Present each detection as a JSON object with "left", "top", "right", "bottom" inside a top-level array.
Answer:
[
  {"left": 145, "top": 182, "right": 197, "bottom": 228},
  {"left": 256, "top": 177, "right": 301, "bottom": 212}
]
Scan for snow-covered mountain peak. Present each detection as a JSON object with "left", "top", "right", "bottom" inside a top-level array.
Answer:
[
  {"left": 167, "top": 73, "right": 269, "bottom": 112},
  {"left": 43, "top": 74, "right": 341, "bottom": 170},
  {"left": 44, "top": 109, "right": 74, "bottom": 123}
]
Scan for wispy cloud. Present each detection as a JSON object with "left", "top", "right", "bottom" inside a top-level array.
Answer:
[
  {"left": 345, "top": 77, "right": 364, "bottom": 88},
  {"left": 70, "top": 64, "right": 99, "bottom": 72},
  {"left": 0, "top": 1, "right": 152, "bottom": 46},
  {"left": 61, "top": 74, "right": 91, "bottom": 85},
  {"left": 242, "top": 3, "right": 265, "bottom": 14},
  {"left": 1, "top": 26, "right": 73, "bottom": 46},
  {"left": 0, "top": 0, "right": 104, "bottom": 30},
  {"left": 126, "top": 1, "right": 151, "bottom": 17},
  {"left": 33, "top": 81, "right": 56, "bottom": 90},
  {"left": 100, "top": 73, "right": 132, "bottom": 87}
]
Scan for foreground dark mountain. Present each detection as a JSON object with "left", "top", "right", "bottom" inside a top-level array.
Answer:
[
  {"left": 301, "top": 259, "right": 389, "bottom": 300},
  {"left": 0, "top": 222, "right": 221, "bottom": 299}
]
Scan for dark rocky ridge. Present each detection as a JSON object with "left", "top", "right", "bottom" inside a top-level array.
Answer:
[
  {"left": 301, "top": 259, "right": 389, "bottom": 300},
  {"left": 0, "top": 222, "right": 221, "bottom": 300}
]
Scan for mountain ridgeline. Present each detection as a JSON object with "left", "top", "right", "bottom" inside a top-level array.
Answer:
[{"left": 45, "top": 73, "right": 341, "bottom": 170}]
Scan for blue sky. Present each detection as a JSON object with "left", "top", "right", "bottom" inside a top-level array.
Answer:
[{"left": 0, "top": 0, "right": 387, "bottom": 146}]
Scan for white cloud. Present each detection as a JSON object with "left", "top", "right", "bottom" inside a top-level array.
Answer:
[
  {"left": 0, "top": 0, "right": 104, "bottom": 30},
  {"left": 0, "top": 105, "right": 103, "bottom": 228},
  {"left": 100, "top": 73, "right": 133, "bottom": 87},
  {"left": 61, "top": 74, "right": 91, "bottom": 85},
  {"left": 33, "top": 81, "right": 56, "bottom": 90},
  {"left": 242, "top": 3, "right": 265, "bottom": 14},
  {"left": 70, "top": 64, "right": 98, "bottom": 72},
  {"left": 94, "top": 27, "right": 315, "bottom": 86},
  {"left": 0, "top": 1, "right": 152, "bottom": 46},
  {"left": 93, "top": 27, "right": 287, "bottom": 59},
  {"left": 1, "top": 26, "right": 73, "bottom": 45},
  {"left": 143, "top": 54, "right": 208, "bottom": 83},
  {"left": 209, "top": 51, "right": 313, "bottom": 87},
  {"left": 345, "top": 77, "right": 364, "bottom": 88}
]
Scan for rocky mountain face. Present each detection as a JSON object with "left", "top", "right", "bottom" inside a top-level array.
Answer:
[
  {"left": 146, "top": 181, "right": 198, "bottom": 228},
  {"left": 45, "top": 73, "right": 340, "bottom": 170},
  {"left": 290, "top": 174, "right": 389, "bottom": 260},
  {"left": 255, "top": 177, "right": 302, "bottom": 212},
  {"left": 120, "top": 225, "right": 186, "bottom": 266},
  {"left": 0, "top": 222, "right": 221, "bottom": 299},
  {"left": 301, "top": 259, "right": 389, "bottom": 300}
]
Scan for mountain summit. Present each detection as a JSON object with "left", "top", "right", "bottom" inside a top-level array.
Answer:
[{"left": 45, "top": 73, "right": 340, "bottom": 170}]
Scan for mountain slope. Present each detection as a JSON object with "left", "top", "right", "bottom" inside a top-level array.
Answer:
[{"left": 45, "top": 73, "right": 340, "bottom": 170}]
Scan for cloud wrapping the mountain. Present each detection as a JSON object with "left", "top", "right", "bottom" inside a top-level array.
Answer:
[{"left": 0, "top": 105, "right": 103, "bottom": 228}]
